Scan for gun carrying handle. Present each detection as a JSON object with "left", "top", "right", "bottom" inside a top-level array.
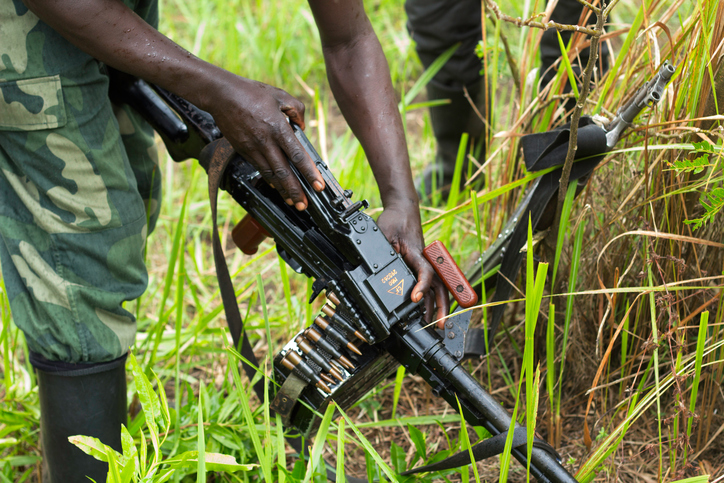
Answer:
[{"left": 423, "top": 240, "right": 478, "bottom": 308}]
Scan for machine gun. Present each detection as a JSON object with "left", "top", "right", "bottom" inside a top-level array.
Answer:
[{"left": 109, "top": 68, "right": 579, "bottom": 482}]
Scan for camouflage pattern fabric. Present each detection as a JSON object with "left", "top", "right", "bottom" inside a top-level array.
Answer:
[{"left": 0, "top": 0, "right": 161, "bottom": 363}]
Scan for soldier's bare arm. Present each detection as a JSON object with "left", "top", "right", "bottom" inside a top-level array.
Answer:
[
  {"left": 22, "top": 0, "right": 324, "bottom": 210},
  {"left": 308, "top": 0, "right": 450, "bottom": 324}
]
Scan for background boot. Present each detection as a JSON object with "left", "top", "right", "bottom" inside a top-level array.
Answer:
[
  {"left": 539, "top": 0, "right": 610, "bottom": 113},
  {"left": 416, "top": 80, "right": 487, "bottom": 203},
  {"left": 34, "top": 353, "right": 128, "bottom": 483}
]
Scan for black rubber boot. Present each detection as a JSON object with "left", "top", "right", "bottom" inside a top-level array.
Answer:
[
  {"left": 416, "top": 80, "right": 487, "bottom": 203},
  {"left": 33, "top": 352, "right": 128, "bottom": 483}
]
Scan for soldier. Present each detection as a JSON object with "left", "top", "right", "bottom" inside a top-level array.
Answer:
[
  {"left": 406, "top": 0, "right": 609, "bottom": 200},
  {"left": 0, "top": 0, "right": 448, "bottom": 481}
]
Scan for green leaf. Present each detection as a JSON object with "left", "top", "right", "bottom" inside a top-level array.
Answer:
[
  {"left": 692, "top": 140, "right": 716, "bottom": 153},
  {"left": 120, "top": 426, "right": 135, "bottom": 460},
  {"left": 671, "top": 155, "right": 709, "bottom": 174},
  {"left": 139, "top": 426, "right": 147, "bottom": 474},
  {"left": 107, "top": 447, "right": 122, "bottom": 483},
  {"left": 407, "top": 424, "right": 427, "bottom": 461},
  {"left": 154, "top": 468, "right": 176, "bottom": 483},
  {"left": 119, "top": 426, "right": 138, "bottom": 482},
  {"left": 166, "top": 451, "right": 257, "bottom": 472},
  {"left": 119, "top": 452, "right": 135, "bottom": 483},
  {"left": 128, "top": 353, "right": 162, "bottom": 438},
  {"left": 154, "top": 372, "right": 171, "bottom": 433},
  {"left": 390, "top": 442, "right": 406, "bottom": 473},
  {"left": 68, "top": 435, "right": 118, "bottom": 463}
]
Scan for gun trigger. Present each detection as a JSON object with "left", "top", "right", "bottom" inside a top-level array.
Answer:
[{"left": 309, "top": 279, "right": 328, "bottom": 304}]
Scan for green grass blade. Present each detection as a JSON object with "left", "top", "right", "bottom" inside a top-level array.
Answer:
[
  {"left": 306, "top": 403, "right": 336, "bottom": 483},
  {"left": 551, "top": 181, "right": 577, "bottom": 287},
  {"left": 400, "top": 43, "right": 459, "bottom": 109},
  {"left": 229, "top": 353, "right": 272, "bottom": 481},
  {"left": 557, "top": 218, "right": 586, "bottom": 411},
  {"left": 391, "top": 366, "right": 405, "bottom": 418},
  {"left": 336, "top": 417, "right": 346, "bottom": 483},
  {"left": 684, "top": 311, "right": 709, "bottom": 463},
  {"left": 594, "top": 5, "right": 645, "bottom": 113},
  {"left": 555, "top": 31, "right": 579, "bottom": 99},
  {"left": 337, "top": 407, "right": 398, "bottom": 483},
  {"left": 197, "top": 386, "right": 206, "bottom": 483},
  {"left": 455, "top": 395, "right": 481, "bottom": 483},
  {"left": 546, "top": 303, "right": 556, "bottom": 419}
]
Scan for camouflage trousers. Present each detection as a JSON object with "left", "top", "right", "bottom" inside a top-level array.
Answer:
[{"left": 0, "top": 0, "right": 161, "bottom": 364}]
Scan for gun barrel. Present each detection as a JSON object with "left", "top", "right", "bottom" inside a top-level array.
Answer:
[{"left": 389, "top": 319, "right": 578, "bottom": 483}]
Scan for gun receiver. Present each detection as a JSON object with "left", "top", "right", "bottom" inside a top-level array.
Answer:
[{"left": 109, "top": 71, "right": 578, "bottom": 483}]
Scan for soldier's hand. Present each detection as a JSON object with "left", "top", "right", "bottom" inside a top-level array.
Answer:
[
  {"left": 206, "top": 73, "right": 325, "bottom": 210},
  {"left": 376, "top": 201, "right": 450, "bottom": 328}
]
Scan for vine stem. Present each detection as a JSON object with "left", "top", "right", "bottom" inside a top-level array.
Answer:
[
  {"left": 485, "top": 0, "right": 602, "bottom": 37},
  {"left": 546, "top": 0, "right": 609, "bottom": 250}
]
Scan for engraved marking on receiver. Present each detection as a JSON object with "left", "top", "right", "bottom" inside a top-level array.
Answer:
[
  {"left": 381, "top": 269, "right": 397, "bottom": 285},
  {"left": 388, "top": 279, "right": 405, "bottom": 296}
]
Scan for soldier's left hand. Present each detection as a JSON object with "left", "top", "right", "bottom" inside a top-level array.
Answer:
[{"left": 376, "top": 201, "right": 450, "bottom": 328}]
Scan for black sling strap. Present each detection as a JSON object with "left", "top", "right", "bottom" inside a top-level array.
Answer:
[
  {"left": 202, "top": 138, "right": 266, "bottom": 398},
  {"left": 473, "top": 118, "right": 609, "bottom": 354},
  {"left": 401, "top": 427, "right": 560, "bottom": 476}
]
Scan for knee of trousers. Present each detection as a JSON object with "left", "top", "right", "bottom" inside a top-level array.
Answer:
[
  {"left": 0, "top": 116, "right": 152, "bottom": 364},
  {"left": 405, "top": 0, "right": 483, "bottom": 89},
  {"left": 0, "top": 213, "right": 149, "bottom": 364}
]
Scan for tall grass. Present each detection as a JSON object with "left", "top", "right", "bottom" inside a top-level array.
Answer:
[{"left": 1, "top": 0, "right": 724, "bottom": 482}]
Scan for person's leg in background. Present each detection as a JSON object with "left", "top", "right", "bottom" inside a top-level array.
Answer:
[
  {"left": 405, "top": 0, "right": 609, "bottom": 202},
  {"left": 539, "top": 0, "right": 610, "bottom": 112},
  {"left": 405, "top": 0, "right": 487, "bottom": 202}
]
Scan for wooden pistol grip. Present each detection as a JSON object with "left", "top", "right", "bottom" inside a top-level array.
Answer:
[{"left": 423, "top": 240, "right": 478, "bottom": 308}]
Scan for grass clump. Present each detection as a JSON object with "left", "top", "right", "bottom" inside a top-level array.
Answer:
[{"left": 2, "top": 0, "right": 724, "bottom": 482}]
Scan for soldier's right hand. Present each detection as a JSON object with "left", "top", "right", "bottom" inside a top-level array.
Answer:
[{"left": 203, "top": 73, "right": 325, "bottom": 210}]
